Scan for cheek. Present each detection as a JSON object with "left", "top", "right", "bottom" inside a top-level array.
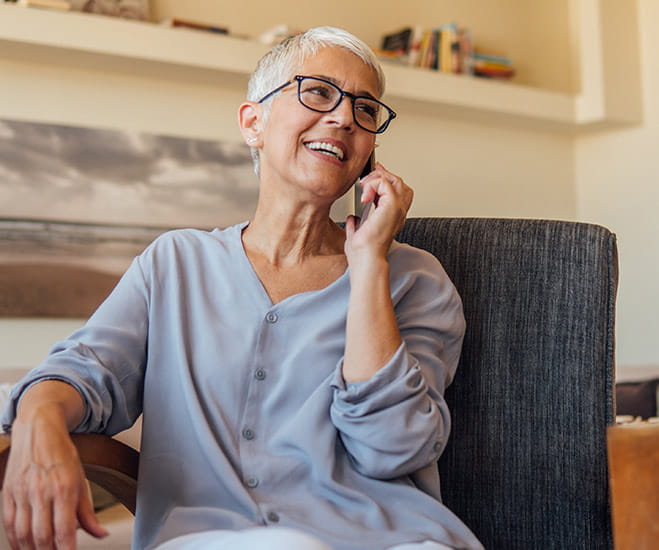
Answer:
[{"left": 356, "top": 138, "right": 377, "bottom": 167}]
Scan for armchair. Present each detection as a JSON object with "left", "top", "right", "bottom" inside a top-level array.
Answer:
[{"left": 0, "top": 217, "right": 618, "bottom": 549}]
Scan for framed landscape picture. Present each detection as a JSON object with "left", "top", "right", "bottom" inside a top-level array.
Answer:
[{"left": 0, "top": 118, "right": 258, "bottom": 317}]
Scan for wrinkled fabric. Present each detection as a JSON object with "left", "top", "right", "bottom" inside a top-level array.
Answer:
[{"left": 3, "top": 222, "right": 482, "bottom": 550}]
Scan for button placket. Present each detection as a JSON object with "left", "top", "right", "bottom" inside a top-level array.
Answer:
[{"left": 241, "top": 309, "right": 282, "bottom": 495}]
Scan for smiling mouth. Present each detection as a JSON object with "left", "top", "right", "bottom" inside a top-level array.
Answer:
[{"left": 304, "top": 141, "right": 345, "bottom": 162}]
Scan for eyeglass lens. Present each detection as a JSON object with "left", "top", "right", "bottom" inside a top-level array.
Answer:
[{"left": 298, "top": 77, "right": 387, "bottom": 133}]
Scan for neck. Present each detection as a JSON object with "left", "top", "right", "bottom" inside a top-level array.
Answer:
[{"left": 243, "top": 194, "right": 345, "bottom": 266}]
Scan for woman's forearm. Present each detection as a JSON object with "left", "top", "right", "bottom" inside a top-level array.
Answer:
[
  {"left": 343, "top": 256, "right": 402, "bottom": 383},
  {"left": 342, "top": 162, "right": 413, "bottom": 384}
]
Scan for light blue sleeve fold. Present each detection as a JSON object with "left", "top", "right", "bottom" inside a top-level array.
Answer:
[
  {"left": 1, "top": 254, "right": 150, "bottom": 435},
  {"left": 329, "top": 245, "right": 465, "bottom": 480}
]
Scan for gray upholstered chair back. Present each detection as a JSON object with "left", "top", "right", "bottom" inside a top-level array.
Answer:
[{"left": 396, "top": 218, "right": 617, "bottom": 550}]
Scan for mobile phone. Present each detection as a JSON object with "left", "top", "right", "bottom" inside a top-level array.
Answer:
[
  {"left": 355, "top": 153, "right": 375, "bottom": 226},
  {"left": 360, "top": 152, "right": 375, "bottom": 180}
]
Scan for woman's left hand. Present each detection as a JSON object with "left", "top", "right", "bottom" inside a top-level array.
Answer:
[{"left": 344, "top": 162, "right": 413, "bottom": 266}]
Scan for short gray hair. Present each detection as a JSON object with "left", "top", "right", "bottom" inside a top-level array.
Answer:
[{"left": 246, "top": 26, "right": 385, "bottom": 175}]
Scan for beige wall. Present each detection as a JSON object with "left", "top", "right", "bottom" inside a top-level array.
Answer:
[
  {"left": 379, "top": 112, "right": 574, "bottom": 219},
  {"left": 575, "top": 0, "right": 659, "bottom": 375},
  {"left": 153, "top": 0, "right": 573, "bottom": 92},
  {"left": 2, "top": 0, "right": 656, "bottom": 377}
]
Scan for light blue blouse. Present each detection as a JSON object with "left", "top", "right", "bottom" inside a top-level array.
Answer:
[{"left": 3, "top": 222, "right": 483, "bottom": 550}]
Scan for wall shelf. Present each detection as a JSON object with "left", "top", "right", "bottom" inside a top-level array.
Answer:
[{"left": 0, "top": 1, "right": 642, "bottom": 133}]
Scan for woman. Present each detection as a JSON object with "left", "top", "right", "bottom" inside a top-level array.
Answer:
[{"left": 1, "top": 27, "right": 482, "bottom": 550}]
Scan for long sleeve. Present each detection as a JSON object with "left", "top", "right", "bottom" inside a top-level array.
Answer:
[
  {"left": 2, "top": 253, "right": 150, "bottom": 435},
  {"left": 330, "top": 242, "right": 465, "bottom": 479}
]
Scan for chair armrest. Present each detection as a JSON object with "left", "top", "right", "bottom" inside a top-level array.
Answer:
[
  {"left": 607, "top": 423, "right": 659, "bottom": 549},
  {"left": 0, "top": 432, "right": 139, "bottom": 515}
]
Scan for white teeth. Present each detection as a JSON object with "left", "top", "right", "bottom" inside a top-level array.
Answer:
[{"left": 305, "top": 141, "right": 344, "bottom": 161}]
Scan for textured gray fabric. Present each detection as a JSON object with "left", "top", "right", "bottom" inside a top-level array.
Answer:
[{"left": 396, "top": 218, "right": 617, "bottom": 550}]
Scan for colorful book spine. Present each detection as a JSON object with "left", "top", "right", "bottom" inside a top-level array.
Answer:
[
  {"left": 407, "top": 25, "right": 424, "bottom": 67},
  {"left": 472, "top": 52, "right": 514, "bottom": 79},
  {"left": 437, "top": 23, "right": 457, "bottom": 73}
]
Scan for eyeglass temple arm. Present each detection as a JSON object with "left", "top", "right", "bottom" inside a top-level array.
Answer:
[{"left": 257, "top": 81, "right": 292, "bottom": 104}]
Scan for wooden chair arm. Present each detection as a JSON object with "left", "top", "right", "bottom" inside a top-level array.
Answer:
[
  {"left": 607, "top": 423, "right": 659, "bottom": 550},
  {"left": 0, "top": 432, "right": 139, "bottom": 515}
]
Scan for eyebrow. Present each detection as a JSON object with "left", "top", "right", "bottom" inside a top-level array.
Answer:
[{"left": 307, "top": 74, "right": 379, "bottom": 101}]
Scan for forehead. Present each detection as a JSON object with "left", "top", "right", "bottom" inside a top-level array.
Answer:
[{"left": 296, "top": 47, "right": 380, "bottom": 98}]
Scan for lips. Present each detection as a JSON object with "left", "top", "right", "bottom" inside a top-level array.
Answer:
[{"left": 304, "top": 140, "right": 346, "bottom": 162}]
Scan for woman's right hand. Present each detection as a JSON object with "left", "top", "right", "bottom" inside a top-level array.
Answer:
[{"left": 2, "top": 382, "right": 108, "bottom": 549}]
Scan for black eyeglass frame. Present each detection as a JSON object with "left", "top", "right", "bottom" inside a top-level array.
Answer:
[{"left": 257, "top": 75, "right": 397, "bottom": 134}]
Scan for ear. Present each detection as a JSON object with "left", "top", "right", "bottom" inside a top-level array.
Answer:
[{"left": 238, "top": 101, "right": 262, "bottom": 146}]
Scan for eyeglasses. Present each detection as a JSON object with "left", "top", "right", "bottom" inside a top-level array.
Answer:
[{"left": 257, "top": 75, "right": 397, "bottom": 134}]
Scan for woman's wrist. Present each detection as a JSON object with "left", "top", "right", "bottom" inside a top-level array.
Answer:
[
  {"left": 346, "top": 251, "right": 389, "bottom": 280},
  {"left": 15, "top": 380, "right": 85, "bottom": 432}
]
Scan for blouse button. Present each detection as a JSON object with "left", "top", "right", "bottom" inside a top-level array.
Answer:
[
  {"left": 265, "top": 312, "right": 278, "bottom": 323},
  {"left": 242, "top": 428, "right": 255, "bottom": 440},
  {"left": 267, "top": 511, "right": 280, "bottom": 523},
  {"left": 246, "top": 477, "right": 259, "bottom": 488},
  {"left": 255, "top": 368, "right": 266, "bottom": 380}
]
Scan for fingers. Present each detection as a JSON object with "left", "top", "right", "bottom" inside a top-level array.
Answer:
[
  {"left": 31, "top": 498, "right": 55, "bottom": 550},
  {"left": 4, "top": 479, "right": 104, "bottom": 550},
  {"left": 76, "top": 482, "right": 109, "bottom": 540},
  {"left": 5, "top": 469, "right": 72, "bottom": 550},
  {"left": 344, "top": 215, "right": 357, "bottom": 238},
  {"left": 346, "top": 162, "right": 413, "bottom": 265},
  {"left": 3, "top": 492, "right": 18, "bottom": 548},
  {"left": 2, "top": 438, "right": 103, "bottom": 550},
  {"left": 359, "top": 163, "right": 412, "bottom": 208},
  {"left": 52, "top": 483, "right": 80, "bottom": 550},
  {"left": 5, "top": 482, "right": 35, "bottom": 550},
  {"left": 356, "top": 163, "right": 412, "bottom": 234}
]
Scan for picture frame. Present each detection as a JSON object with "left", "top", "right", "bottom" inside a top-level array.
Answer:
[{"left": 0, "top": 118, "right": 258, "bottom": 317}]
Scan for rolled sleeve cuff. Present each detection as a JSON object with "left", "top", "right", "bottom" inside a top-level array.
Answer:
[
  {"left": 330, "top": 342, "right": 413, "bottom": 400},
  {"left": 1, "top": 375, "right": 90, "bottom": 433}
]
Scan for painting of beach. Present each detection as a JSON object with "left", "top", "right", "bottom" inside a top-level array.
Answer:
[{"left": 0, "top": 118, "right": 259, "bottom": 317}]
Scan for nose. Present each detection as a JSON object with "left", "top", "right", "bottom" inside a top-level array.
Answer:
[{"left": 324, "top": 94, "right": 355, "bottom": 130}]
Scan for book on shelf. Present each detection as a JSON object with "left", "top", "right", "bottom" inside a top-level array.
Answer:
[
  {"left": 376, "top": 27, "right": 413, "bottom": 64},
  {"left": 437, "top": 23, "right": 457, "bottom": 74},
  {"left": 419, "top": 29, "right": 431, "bottom": 70},
  {"left": 417, "top": 29, "right": 432, "bottom": 69},
  {"left": 379, "top": 23, "right": 511, "bottom": 80},
  {"left": 407, "top": 25, "right": 424, "bottom": 67},
  {"left": 380, "top": 27, "right": 412, "bottom": 55},
  {"left": 457, "top": 28, "right": 474, "bottom": 75},
  {"left": 473, "top": 52, "right": 512, "bottom": 65},
  {"left": 160, "top": 17, "right": 229, "bottom": 35},
  {"left": 472, "top": 52, "right": 514, "bottom": 80},
  {"left": 15, "top": 0, "right": 71, "bottom": 10}
]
